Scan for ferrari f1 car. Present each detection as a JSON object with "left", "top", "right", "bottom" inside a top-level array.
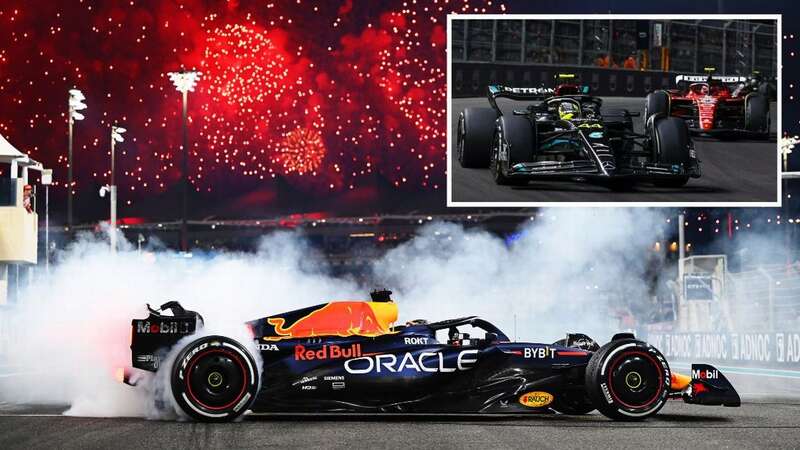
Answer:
[
  {"left": 123, "top": 291, "right": 739, "bottom": 422},
  {"left": 645, "top": 70, "right": 771, "bottom": 138},
  {"left": 457, "top": 75, "right": 701, "bottom": 188}
]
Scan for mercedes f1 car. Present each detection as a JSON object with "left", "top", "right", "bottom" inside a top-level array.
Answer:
[
  {"left": 123, "top": 291, "right": 740, "bottom": 422},
  {"left": 457, "top": 75, "right": 701, "bottom": 189},
  {"left": 645, "top": 70, "right": 771, "bottom": 138}
]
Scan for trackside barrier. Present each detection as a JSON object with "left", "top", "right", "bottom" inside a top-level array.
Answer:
[
  {"left": 647, "top": 331, "right": 800, "bottom": 369},
  {"left": 453, "top": 63, "right": 679, "bottom": 98}
]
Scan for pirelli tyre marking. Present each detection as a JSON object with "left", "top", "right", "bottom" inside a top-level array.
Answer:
[
  {"left": 172, "top": 337, "right": 259, "bottom": 421},
  {"left": 600, "top": 344, "right": 670, "bottom": 418}
]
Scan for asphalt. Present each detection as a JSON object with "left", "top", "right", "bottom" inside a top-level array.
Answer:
[
  {"left": 0, "top": 400, "right": 799, "bottom": 449},
  {"left": 450, "top": 97, "right": 779, "bottom": 204}
]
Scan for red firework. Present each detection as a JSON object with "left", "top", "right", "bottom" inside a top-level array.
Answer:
[
  {"left": 274, "top": 127, "right": 326, "bottom": 175},
  {"left": 197, "top": 21, "right": 325, "bottom": 182}
]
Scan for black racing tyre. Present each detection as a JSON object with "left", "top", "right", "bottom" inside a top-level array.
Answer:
[
  {"left": 585, "top": 339, "right": 671, "bottom": 421},
  {"left": 457, "top": 107, "right": 497, "bottom": 168},
  {"left": 551, "top": 391, "right": 596, "bottom": 415},
  {"left": 654, "top": 116, "right": 690, "bottom": 164},
  {"left": 171, "top": 335, "right": 259, "bottom": 422},
  {"left": 652, "top": 116, "right": 691, "bottom": 188},
  {"left": 744, "top": 94, "right": 769, "bottom": 133},
  {"left": 644, "top": 91, "right": 669, "bottom": 121},
  {"left": 490, "top": 115, "right": 535, "bottom": 186}
]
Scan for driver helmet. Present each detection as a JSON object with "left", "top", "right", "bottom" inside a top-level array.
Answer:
[
  {"left": 448, "top": 327, "right": 460, "bottom": 346},
  {"left": 558, "top": 102, "right": 579, "bottom": 120}
]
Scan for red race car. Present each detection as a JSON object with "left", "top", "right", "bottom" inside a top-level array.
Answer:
[{"left": 644, "top": 71, "right": 770, "bottom": 138}]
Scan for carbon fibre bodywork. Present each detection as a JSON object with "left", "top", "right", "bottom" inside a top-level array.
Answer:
[{"left": 247, "top": 315, "right": 591, "bottom": 413}]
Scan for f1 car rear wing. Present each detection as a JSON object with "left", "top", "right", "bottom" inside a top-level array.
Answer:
[
  {"left": 130, "top": 301, "right": 203, "bottom": 372},
  {"left": 487, "top": 84, "right": 595, "bottom": 114},
  {"left": 674, "top": 74, "right": 748, "bottom": 84},
  {"left": 487, "top": 85, "right": 554, "bottom": 113}
]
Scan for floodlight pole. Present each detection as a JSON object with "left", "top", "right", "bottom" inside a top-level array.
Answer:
[
  {"left": 45, "top": 184, "right": 49, "bottom": 274},
  {"left": 181, "top": 89, "right": 188, "bottom": 252},
  {"left": 168, "top": 70, "right": 198, "bottom": 252},
  {"left": 67, "top": 110, "right": 73, "bottom": 229},
  {"left": 678, "top": 213, "right": 686, "bottom": 281},
  {"left": 110, "top": 131, "right": 117, "bottom": 253}
]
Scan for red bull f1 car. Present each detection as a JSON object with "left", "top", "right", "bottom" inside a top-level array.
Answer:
[
  {"left": 124, "top": 291, "right": 740, "bottom": 422},
  {"left": 645, "top": 71, "right": 771, "bottom": 138},
  {"left": 457, "top": 74, "right": 701, "bottom": 189}
]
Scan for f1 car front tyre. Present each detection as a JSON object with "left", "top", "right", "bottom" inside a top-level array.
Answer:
[
  {"left": 490, "top": 115, "right": 535, "bottom": 186},
  {"left": 458, "top": 107, "right": 497, "bottom": 168},
  {"left": 171, "top": 335, "right": 259, "bottom": 422},
  {"left": 585, "top": 339, "right": 671, "bottom": 421},
  {"left": 644, "top": 91, "right": 669, "bottom": 121},
  {"left": 652, "top": 116, "right": 691, "bottom": 187},
  {"left": 745, "top": 94, "right": 769, "bottom": 133}
]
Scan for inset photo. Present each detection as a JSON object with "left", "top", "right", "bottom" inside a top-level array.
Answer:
[{"left": 447, "top": 15, "right": 780, "bottom": 206}]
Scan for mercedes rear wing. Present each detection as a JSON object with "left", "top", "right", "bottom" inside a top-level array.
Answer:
[{"left": 487, "top": 85, "right": 554, "bottom": 113}]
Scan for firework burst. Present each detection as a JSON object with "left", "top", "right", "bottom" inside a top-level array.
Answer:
[{"left": 274, "top": 127, "right": 326, "bottom": 175}]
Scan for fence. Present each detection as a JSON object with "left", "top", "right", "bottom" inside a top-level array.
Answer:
[
  {"left": 646, "top": 263, "right": 800, "bottom": 369},
  {"left": 725, "top": 264, "right": 800, "bottom": 332},
  {"left": 452, "top": 19, "right": 777, "bottom": 77}
]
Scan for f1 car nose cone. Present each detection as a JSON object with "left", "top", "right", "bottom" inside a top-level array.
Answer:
[
  {"left": 208, "top": 371, "right": 224, "bottom": 388},
  {"left": 625, "top": 371, "right": 642, "bottom": 389}
]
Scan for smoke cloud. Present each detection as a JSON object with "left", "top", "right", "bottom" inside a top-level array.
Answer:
[{"left": 0, "top": 208, "right": 665, "bottom": 417}]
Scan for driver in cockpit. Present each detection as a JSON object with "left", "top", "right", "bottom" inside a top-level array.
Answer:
[{"left": 557, "top": 101, "right": 579, "bottom": 121}]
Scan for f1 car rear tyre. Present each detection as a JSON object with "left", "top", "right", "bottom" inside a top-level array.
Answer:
[
  {"left": 171, "top": 335, "right": 259, "bottom": 422},
  {"left": 585, "top": 339, "right": 671, "bottom": 421},
  {"left": 458, "top": 107, "right": 497, "bottom": 168},
  {"left": 490, "top": 115, "right": 535, "bottom": 186},
  {"left": 644, "top": 91, "right": 669, "bottom": 121},
  {"left": 652, "top": 116, "right": 691, "bottom": 188},
  {"left": 745, "top": 94, "right": 769, "bottom": 133}
]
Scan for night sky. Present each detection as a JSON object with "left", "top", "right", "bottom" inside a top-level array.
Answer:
[
  {"left": 0, "top": 0, "right": 795, "bottom": 221},
  {"left": 1, "top": 0, "right": 507, "bottom": 220}
]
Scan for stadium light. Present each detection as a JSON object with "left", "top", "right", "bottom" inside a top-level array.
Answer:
[
  {"left": 112, "top": 125, "right": 126, "bottom": 143},
  {"left": 168, "top": 70, "right": 201, "bottom": 93},
  {"left": 107, "top": 124, "right": 127, "bottom": 252},
  {"left": 67, "top": 88, "right": 87, "bottom": 229},
  {"left": 167, "top": 69, "right": 201, "bottom": 252}
]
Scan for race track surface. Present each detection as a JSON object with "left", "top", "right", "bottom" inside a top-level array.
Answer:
[
  {"left": 1, "top": 401, "right": 799, "bottom": 449},
  {"left": 450, "top": 97, "right": 779, "bottom": 204}
]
